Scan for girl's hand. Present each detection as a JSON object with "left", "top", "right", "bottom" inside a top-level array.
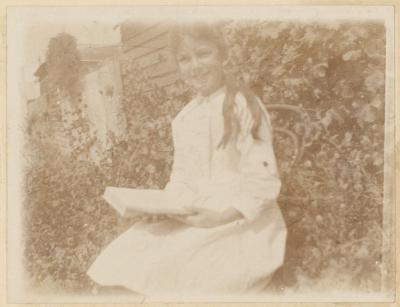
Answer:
[
  {"left": 129, "top": 213, "right": 167, "bottom": 223},
  {"left": 169, "top": 206, "right": 244, "bottom": 228},
  {"left": 171, "top": 206, "right": 222, "bottom": 228}
]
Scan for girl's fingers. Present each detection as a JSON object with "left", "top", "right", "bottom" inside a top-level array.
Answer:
[
  {"left": 186, "top": 205, "right": 201, "bottom": 210},
  {"left": 167, "top": 214, "right": 188, "bottom": 224},
  {"left": 182, "top": 215, "right": 198, "bottom": 226},
  {"left": 140, "top": 215, "right": 149, "bottom": 222},
  {"left": 176, "top": 216, "right": 190, "bottom": 224},
  {"left": 186, "top": 205, "right": 212, "bottom": 215},
  {"left": 183, "top": 205, "right": 198, "bottom": 214}
]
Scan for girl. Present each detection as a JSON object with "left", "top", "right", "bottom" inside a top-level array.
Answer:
[{"left": 87, "top": 21, "right": 287, "bottom": 301}]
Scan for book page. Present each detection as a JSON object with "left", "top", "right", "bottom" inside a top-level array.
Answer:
[{"left": 103, "top": 187, "right": 191, "bottom": 216}]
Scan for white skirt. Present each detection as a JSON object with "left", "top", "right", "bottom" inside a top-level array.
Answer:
[{"left": 87, "top": 203, "right": 287, "bottom": 301}]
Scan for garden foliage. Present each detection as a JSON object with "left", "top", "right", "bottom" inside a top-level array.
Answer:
[
  {"left": 24, "top": 21, "right": 386, "bottom": 294},
  {"left": 45, "top": 33, "right": 82, "bottom": 99}
]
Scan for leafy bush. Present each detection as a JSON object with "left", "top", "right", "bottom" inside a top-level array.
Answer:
[
  {"left": 24, "top": 20, "right": 386, "bottom": 294},
  {"left": 221, "top": 20, "right": 385, "bottom": 292},
  {"left": 45, "top": 32, "right": 81, "bottom": 98}
]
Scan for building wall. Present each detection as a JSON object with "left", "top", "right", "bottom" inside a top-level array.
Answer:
[{"left": 119, "top": 20, "right": 180, "bottom": 94}]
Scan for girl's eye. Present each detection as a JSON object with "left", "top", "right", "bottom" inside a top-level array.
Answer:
[
  {"left": 197, "top": 49, "right": 212, "bottom": 58},
  {"left": 177, "top": 55, "right": 190, "bottom": 64}
]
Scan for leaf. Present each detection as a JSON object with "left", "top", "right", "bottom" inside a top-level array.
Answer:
[
  {"left": 370, "top": 95, "right": 383, "bottom": 109},
  {"left": 358, "top": 104, "right": 376, "bottom": 123},
  {"left": 343, "top": 132, "right": 353, "bottom": 147},
  {"left": 271, "top": 65, "right": 286, "bottom": 77},
  {"left": 364, "top": 70, "right": 384, "bottom": 93},
  {"left": 342, "top": 50, "right": 362, "bottom": 61}
]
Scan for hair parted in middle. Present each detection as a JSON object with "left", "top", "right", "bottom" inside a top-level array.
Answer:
[{"left": 168, "top": 20, "right": 264, "bottom": 149}]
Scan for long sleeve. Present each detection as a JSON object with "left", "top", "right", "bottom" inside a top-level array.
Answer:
[
  {"left": 164, "top": 119, "right": 196, "bottom": 206},
  {"left": 231, "top": 94, "right": 282, "bottom": 221}
]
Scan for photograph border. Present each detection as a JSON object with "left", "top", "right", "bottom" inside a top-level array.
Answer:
[{"left": 1, "top": 1, "right": 399, "bottom": 306}]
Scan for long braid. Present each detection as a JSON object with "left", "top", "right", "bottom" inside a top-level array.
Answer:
[
  {"left": 217, "top": 74, "right": 239, "bottom": 149},
  {"left": 218, "top": 74, "right": 263, "bottom": 149},
  {"left": 239, "top": 83, "right": 263, "bottom": 141}
]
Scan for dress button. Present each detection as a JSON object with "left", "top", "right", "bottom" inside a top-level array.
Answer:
[{"left": 263, "top": 161, "right": 268, "bottom": 167}]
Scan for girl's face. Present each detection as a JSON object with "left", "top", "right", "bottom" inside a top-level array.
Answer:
[{"left": 175, "top": 35, "right": 224, "bottom": 96}]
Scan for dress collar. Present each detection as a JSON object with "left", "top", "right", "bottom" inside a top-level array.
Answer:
[{"left": 196, "top": 86, "right": 226, "bottom": 104}]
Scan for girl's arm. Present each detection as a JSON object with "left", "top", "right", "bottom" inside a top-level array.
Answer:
[
  {"left": 231, "top": 93, "right": 282, "bottom": 222},
  {"left": 164, "top": 119, "right": 196, "bottom": 206},
  {"left": 170, "top": 205, "right": 243, "bottom": 228},
  {"left": 221, "top": 206, "right": 244, "bottom": 223}
]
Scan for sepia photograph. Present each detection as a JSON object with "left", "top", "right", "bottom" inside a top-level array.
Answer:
[{"left": 6, "top": 5, "right": 396, "bottom": 303}]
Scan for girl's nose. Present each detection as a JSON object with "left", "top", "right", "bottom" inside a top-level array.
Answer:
[{"left": 190, "top": 57, "right": 201, "bottom": 70}]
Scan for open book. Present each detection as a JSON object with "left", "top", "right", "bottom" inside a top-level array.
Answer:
[{"left": 102, "top": 187, "right": 191, "bottom": 217}]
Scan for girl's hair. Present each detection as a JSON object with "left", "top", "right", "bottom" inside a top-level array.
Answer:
[{"left": 168, "top": 21, "right": 263, "bottom": 149}]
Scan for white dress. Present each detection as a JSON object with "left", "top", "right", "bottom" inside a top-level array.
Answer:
[{"left": 87, "top": 86, "right": 287, "bottom": 300}]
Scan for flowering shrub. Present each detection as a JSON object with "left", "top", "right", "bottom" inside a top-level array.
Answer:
[
  {"left": 221, "top": 20, "right": 385, "bottom": 292},
  {"left": 24, "top": 20, "right": 386, "bottom": 294}
]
